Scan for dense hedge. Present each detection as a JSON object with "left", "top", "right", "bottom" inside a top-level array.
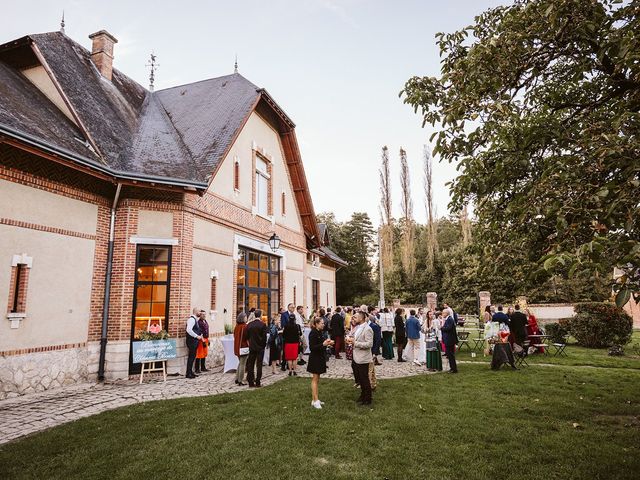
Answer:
[
  {"left": 545, "top": 322, "right": 570, "bottom": 343},
  {"left": 565, "top": 302, "right": 633, "bottom": 348}
]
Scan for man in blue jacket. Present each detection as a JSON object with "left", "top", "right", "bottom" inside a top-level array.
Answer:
[
  {"left": 492, "top": 305, "right": 510, "bottom": 326},
  {"left": 405, "top": 309, "right": 422, "bottom": 365},
  {"left": 441, "top": 308, "right": 459, "bottom": 373}
]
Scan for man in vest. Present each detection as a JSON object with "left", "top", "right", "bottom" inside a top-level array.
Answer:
[{"left": 186, "top": 307, "right": 204, "bottom": 379}]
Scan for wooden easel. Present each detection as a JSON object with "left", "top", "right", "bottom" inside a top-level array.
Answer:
[{"left": 139, "top": 360, "right": 167, "bottom": 384}]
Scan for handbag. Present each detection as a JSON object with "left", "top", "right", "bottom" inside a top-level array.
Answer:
[{"left": 239, "top": 347, "right": 250, "bottom": 356}]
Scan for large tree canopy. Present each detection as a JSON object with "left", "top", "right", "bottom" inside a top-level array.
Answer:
[{"left": 402, "top": 0, "right": 640, "bottom": 306}]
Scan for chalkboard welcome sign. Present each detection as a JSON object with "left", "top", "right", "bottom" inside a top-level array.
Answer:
[{"left": 132, "top": 339, "right": 177, "bottom": 363}]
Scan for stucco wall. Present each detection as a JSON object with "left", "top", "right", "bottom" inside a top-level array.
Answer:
[
  {"left": 208, "top": 112, "right": 303, "bottom": 232},
  {"left": 0, "top": 178, "right": 98, "bottom": 235},
  {"left": 191, "top": 248, "right": 235, "bottom": 333},
  {"left": 21, "top": 65, "right": 76, "bottom": 122},
  {"left": 527, "top": 304, "right": 576, "bottom": 323},
  {"left": 137, "top": 210, "right": 174, "bottom": 238},
  {"left": 193, "top": 217, "right": 235, "bottom": 253},
  {"left": 0, "top": 226, "right": 95, "bottom": 351}
]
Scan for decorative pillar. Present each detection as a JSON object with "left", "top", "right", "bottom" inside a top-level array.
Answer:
[
  {"left": 478, "top": 291, "right": 491, "bottom": 316},
  {"left": 426, "top": 292, "right": 438, "bottom": 312}
]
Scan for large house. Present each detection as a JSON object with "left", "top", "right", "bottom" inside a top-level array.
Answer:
[{"left": 0, "top": 28, "right": 344, "bottom": 398}]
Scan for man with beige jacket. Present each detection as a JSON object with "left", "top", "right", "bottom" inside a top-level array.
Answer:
[{"left": 346, "top": 311, "right": 374, "bottom": 406}]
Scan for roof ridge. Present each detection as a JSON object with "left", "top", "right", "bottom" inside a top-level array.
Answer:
[{"left": 155, "top": 72, "right": 258, "bottom": 93}]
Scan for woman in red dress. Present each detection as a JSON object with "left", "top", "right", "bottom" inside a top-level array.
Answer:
[
  {"left": 526, "top": 310, "right": 544, "bottom": 353},
  {"left": 282, "top": 314, "right": 302, "bottom": 376}
]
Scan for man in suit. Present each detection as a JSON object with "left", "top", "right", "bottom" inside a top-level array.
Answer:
[
  {"left": 185, "top": 307, "right": 204, "bottom": 379},
  {"left": 330, "top": 306, "right": 345, "bottom": 359},
  {"left": 440, "top": 308, "right": 459, "bottom": 374},
  {"left": 347, "top": 311, "right": 374, "bottom": 405},
  {"left": 509, "top": 304, "right": 528, "bottom": 346},
  {"left": 245, "top": 308, "right": 268, "bottom": 387}
]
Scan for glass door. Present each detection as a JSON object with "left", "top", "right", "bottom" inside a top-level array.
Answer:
[{"left": 129, "top": 245, "right": 171, "bottom": 374}]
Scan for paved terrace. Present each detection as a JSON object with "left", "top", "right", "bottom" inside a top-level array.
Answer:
[{"left": 0, "top": 356, "right": 442, "bottom": 445}]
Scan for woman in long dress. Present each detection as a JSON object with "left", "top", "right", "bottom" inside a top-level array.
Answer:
[
  {"left": 394, "top": 308, "right": 407, "bottom": 362},
  {"left": 379, "top": 307, "right": 394, "bottom": 360}
]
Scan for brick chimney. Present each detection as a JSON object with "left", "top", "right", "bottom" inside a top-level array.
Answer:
[{"left": 88, "top": 30, "right": 118, "bottom": 81}]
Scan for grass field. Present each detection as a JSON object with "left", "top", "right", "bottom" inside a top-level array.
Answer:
[
  {"left": 1, "top": 363, "right": 639, "bottom": 480},
  {"left": 455, "top": 330, "right": 640, "bottom": 369}
]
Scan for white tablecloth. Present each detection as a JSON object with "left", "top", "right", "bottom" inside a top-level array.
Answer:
[
  {"left": 221, "top": 335, "right": 238, "bottom": 373},
  {"left": 303, "top": 327, "right": 311, "bottom": 354},
  {"left": 418, "top": 332, "right": 427, "bottom": 363}
]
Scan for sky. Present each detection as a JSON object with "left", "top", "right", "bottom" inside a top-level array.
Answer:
[{"left": 2, "top": 0, "right": 510, "bottom": 225}]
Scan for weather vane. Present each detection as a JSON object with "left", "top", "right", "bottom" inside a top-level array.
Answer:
[
  {"left": 234, "top": 54, "right": 238, "bottom": 74},
  {"left": 60, "top": 11, "right": 65, "bottom": 34},
  {"left": 146, "top": 53, "right": 159, "bottom": 91}
]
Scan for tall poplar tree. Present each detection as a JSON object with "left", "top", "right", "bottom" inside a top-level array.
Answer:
[{"left": 399, "top": 148, "right": 416, "bottom": 279}]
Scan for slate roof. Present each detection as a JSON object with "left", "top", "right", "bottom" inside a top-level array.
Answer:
[
  {"left": 0, "top": 60, "right": 99, "bottom": 161},
  {"left": 155, "top": 74, "right": 260, "bottom": 175},
  {"left": 0, "top": 29, "right": 333, "bottom": 251},
  {"left": 0, "top": 31, "right": 261, "bottom": 186}
]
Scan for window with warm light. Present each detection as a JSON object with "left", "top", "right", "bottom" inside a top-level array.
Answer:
[
  {"left": 132, "top": 246, "right": 171, "bottom": 339},
  {"left": 236, "top": 246, "right": 280, "bottom": 322}
]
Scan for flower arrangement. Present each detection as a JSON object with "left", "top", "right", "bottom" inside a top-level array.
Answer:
[
  {"left": 136, "top": 324, "right": 169, "bottom": 341},
  {"left": 224, "top": 323, "right": 234, "bottom": 335},
  {"left": 487, "top": 335, "right": 500, "bottom": 345}
]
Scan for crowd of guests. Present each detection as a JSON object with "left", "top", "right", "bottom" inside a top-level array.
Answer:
[
  {"left": 212, "top": 303, "right": 462, "bottom": 408},
  {"left": 483, "top": 303, "right": 545, "bottom": 354},
  {"left": 182, "top": 300, "right": 550, "bottom": 408}
]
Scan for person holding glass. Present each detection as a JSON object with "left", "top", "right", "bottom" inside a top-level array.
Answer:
[{"left": 307, "top": 316, "right": 334, "bottom": 409}]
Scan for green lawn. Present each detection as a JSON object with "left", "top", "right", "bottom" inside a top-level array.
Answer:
[
  {"left": 456, "top": 330, "right": 640, "bottom": 369},
  {"left": 1, "top": 363, "right": 639, "bottom": 480}
]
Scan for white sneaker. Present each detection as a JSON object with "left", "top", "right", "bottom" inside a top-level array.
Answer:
[
  {"left": 319, "top": 400, "right": 325, "bottom": 405},
  {"left": 312, "top": 400, "right": 322, "bottom": 409},
  {"left": 413, "top": 360, "right": 421, "bottom": 366}
]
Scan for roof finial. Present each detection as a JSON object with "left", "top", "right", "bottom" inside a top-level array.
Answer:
[
  {"left": 60, "top": 11, "right": 65, "bottom": 33},
  {"left": 234, "top": 54, "right": 238, "bottom": 74},
  {"left": 146, "top": 52, "right": 159, "bottom": 91}
]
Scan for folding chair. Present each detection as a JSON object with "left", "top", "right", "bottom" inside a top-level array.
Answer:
[
  {"left": 551, "top": 337, "right": 568, "bottom": 357},
  {"left": 514, "top": 341, "right": 529, "bottom": 367},
  {"left": 457, "top": 331, "right": 471, "bottom": 352}
]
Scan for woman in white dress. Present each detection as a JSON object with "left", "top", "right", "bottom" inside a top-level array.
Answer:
[{"left": 431, "top": 310, "right": 444, "bottom": 352}]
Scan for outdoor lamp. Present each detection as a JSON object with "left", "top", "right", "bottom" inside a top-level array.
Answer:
[{"left": 268, "top": 233, "right": 281, "bottom": 252}]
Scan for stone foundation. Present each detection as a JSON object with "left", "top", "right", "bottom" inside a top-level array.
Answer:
[
  {"left": 0, "top": 347, "right": 88, "bottom": 400},
  {"left": 0, "top": 339, "right": 226, "bottom": 399}
]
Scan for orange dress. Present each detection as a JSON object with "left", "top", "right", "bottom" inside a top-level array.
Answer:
[{"left": 196, "top": 338, "right": 208, "bottom": 359}]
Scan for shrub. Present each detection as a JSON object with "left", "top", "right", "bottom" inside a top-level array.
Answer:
[
  {"left": 567, "top": 302, "right": 633, "bottom": 348},
  {"left": 608, "top": 345, "right": 624, "bottom": 356},
  {"left": 545, "top": 322, "right": 570, "bottom": 343}
]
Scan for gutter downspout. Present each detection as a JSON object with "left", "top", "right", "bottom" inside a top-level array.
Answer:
[{"left": 98, "top": 183, "right": 122, "bottom": 381}]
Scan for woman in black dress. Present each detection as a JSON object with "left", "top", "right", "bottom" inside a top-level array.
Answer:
[
  {"left": 307, "top": 316, "right": 334, "bottom": 409},
  {"left": 394, "top": 308, "right": 407, "bottom": 362}
]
